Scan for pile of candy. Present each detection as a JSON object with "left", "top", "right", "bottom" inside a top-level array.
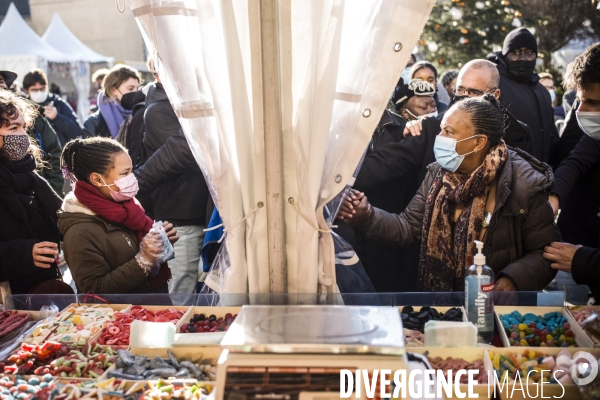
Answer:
[
  {"left": 179, "top": 313, "right": 237, "bottom": 333},
  {"left": 0, "top": 374, "right": 56, "bottom": 399},
  {"left": 141, "top": 380, "right": 211, "bottom": 400},
  {"left": 53, "top": 379, "right": 212, "bottom": 400},
  {"left": 499, "top": 311, "right": 577, "bottom": 347},
  {"left": 489, "top": 349, "right": 578, "bottom": 385},
  {"left": 400, "top": 306, "right": 463, "bottom": 332},
  {"left": 97, "top": 307, "right": 185, "bottom": 346},
  {"left": 0, "top": 311, "right": 30, "bottom": 340},
  {"left": 108, "top": 350, "right": 217, "bottom": 381},
  {"left": 0, "top": 341, "right": 117, "bottom": 378},
  {"left": 25, "top": 305, "right": 116, "bottom": 345},
  {"left": 404, "top": 329, "right": 424, "bottom": 347},
  {"left": 427, "top": 356, "right": 488, "bottom": 384},
  {"left": 570, "top": 306, "right": 600, "bottom": 325}
]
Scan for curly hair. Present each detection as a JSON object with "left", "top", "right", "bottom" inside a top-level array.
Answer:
[
  {"left": 452, "top": 93, "right": 505, "bottom": 146},
  {"left": 564, "top": 43, "right": 600, "bottom": 90},
  {"left": 440, "top": 69, "right": 459, "bottom": 88},
  {"left": 60, "top": 137, "right": 127, "bottom": 183}
]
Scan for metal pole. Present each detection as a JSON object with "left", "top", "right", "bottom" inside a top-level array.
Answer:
[{"left": 260, "top": 0, "right": 286, "bottom": 295}]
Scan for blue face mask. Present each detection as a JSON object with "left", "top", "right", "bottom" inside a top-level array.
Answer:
[{"left": 433, "top": 134, "right": 479, "bottom": 172}]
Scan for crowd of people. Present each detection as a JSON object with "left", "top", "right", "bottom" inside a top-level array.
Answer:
[{"left": 0, "top": 26, "right": 599, "bottom": 300}]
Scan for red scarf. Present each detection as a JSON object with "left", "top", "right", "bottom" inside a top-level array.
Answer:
[{"left": 74, "top": 180, "right": 171, "bottom": 287}]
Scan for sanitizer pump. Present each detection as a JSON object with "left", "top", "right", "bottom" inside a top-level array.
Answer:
[{"left": 465, "top": 240, "right": 494, "bottom": 343}]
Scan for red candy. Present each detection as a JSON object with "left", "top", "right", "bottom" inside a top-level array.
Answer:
[{"left": 98, "top": 306, "right": 184, "bottom": 346}]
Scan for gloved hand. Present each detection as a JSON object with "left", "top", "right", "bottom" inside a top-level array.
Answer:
[{"left": 135, "top": 231, "right": 164, "bottom": 274}]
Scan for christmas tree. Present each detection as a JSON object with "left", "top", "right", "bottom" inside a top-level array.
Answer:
[{"left": 422, "top": 0, "right": 521, "bottom": 69}]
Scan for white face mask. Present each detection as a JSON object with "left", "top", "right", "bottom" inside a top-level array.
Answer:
[
  {"left": 548, "top": 89, "right": 556, "bottom": 104},
  {"left": 405, "top": 108, "right": 438, "bottom": 121},
  {"left": 29, "top": 90, "right": 48, "bottom": 104},
  {"left": 401, "top": 67, "right": 411, "bottom": 83},
  {"left": 576, "top": 110, "right": 600, "bottom": 139}
]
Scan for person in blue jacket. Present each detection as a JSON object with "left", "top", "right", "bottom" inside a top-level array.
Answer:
[{"left": 22, "top": 69, "right": 82, "bottom": 146}]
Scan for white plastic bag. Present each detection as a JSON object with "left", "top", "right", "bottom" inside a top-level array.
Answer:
[{"left": 151, "top": 221, "right": 175, "bottom": 264}]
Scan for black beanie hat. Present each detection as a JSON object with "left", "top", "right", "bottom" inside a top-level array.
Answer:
[{"left": 502, "top": 27, "right": 537, "bottom": 56}]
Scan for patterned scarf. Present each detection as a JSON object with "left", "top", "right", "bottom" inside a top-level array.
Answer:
[{"left": 418, "top": 141, "right": 508, "bottom": 292}]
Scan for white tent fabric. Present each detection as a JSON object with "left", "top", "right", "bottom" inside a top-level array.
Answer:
[
  {"left": 130, "top": 0, "right": 434, "bottom": 297},
  {"left": 0, "top": 4, "right": 75, "bottom": 81},
  {"left": 42, "top": 14, "right": 114, "bottom": 64},
  {"left": 42, "top": 13, "right": 114, "bottom": 123}
]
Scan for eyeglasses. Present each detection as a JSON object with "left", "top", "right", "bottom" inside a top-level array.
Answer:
[
  {"left": 452, "top": 85, "right": 497, "bottom": 97},
  {"left": 508, "top": 49, "right": 536, "bottom": 60}
]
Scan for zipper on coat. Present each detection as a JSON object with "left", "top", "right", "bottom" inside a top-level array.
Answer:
[{"left": 123, "top": 234, "right": 135, "bottom": 253}]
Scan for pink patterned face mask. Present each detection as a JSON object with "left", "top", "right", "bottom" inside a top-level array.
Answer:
[{"left": 100, "top": 173, "right": 139, "bottom": 202}]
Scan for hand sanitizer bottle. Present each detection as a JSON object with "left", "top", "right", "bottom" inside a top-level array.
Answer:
[{"left": 465, "top": 240, "right": 494, "bottom": 344}]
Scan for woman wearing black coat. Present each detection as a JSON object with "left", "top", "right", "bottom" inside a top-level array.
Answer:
[{"left": 0, "top": 90, "right": 67, "bottom": 294}]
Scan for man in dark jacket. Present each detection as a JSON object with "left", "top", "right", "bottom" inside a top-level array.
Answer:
[
  {"left": 0, "top": 72, "right": 63, "bottom": 195},
  {"left": 22, "top": 69, "right": 82, "bottom": 147},
  {"left": 351, "top": 59, "right": 533, "bottom": 292},
  {"left": 487, "top": 27, "right": 559, "bottom": 165},
  {"left": 545, "top": 43, "right": 600, "bottom": 300},
  {"left": 135, "top": 63, "right": 209, "bottom": 295}
]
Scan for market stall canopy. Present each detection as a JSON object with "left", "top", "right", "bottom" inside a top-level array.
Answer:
[
  {"left": 42, "top": 13, "right": 114, "bottom": 64},
  {"left": 0, "top": 3, "right": 76, "bottom": 86}
]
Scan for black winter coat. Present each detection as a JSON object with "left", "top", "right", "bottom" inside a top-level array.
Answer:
[
  {"left": 554, "top": 99, "right": 584, "bottom": 166},
  {"left": 0, "top": 157, "right": 62, "bottom": 294},
  {"left": 82, "top": 111, "right": 111, "bottom": 139},
  {"left": 355, "top": 110, "right": 420, "bottom": 292},
  {"left": 134, "top": 129, "right": 209, "bottom": 226},
  {"left": 142, "top": 83, "right": 180, "bottom": 158},
  {"left": 360, "top": 149, "right": 560, "bottom": 291},
  {"left": 28, "top": 107, "right": 64, "bottom": 195},
  {"left": 487, "top": 52, "right": 559, "bottom": 165},
  {"left": 553, "top": 133, "right": 600, "bottom": 248},
  {"left": 572, "top": 246, "right": 600, "bottom": 289},
  {"left": 37, "top": 94, "right": 82, "bottom": 146}
]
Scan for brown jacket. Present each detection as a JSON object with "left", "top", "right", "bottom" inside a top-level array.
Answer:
[
  {"left": 361, "top": 148, "right": 561, "bottom": 291},
  {"left": 58, "top": 193, "right": 168, "bottom": 294}
]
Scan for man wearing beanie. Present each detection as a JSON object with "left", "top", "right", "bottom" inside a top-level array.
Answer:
[{"left": 487, "top": 27, "right": 559, "bottom": 165}]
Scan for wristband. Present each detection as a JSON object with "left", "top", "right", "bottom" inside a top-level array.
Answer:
[{"left": 135, "top": 253, "right": 153, "bottom": 276}]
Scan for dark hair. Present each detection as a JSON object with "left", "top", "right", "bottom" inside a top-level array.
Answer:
[
  {"left": 60, "top": 137, "right": 127, "bottom": 183},
  {"left": 22, "top": 69, "right": 48, "bottom": 91},
  {"left": 410, "top": 61, "right": 438, "bottom": 81},
  {"left": 440, "top": 70, "right": 459, "bottom": 87},
  {"left": 564, "top": 43, "right": 600, "bottom": 90},
  {"left": 452, "top": 94, "right": 505, "bottom": 146}
]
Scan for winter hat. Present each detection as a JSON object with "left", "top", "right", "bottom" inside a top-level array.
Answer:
[
  {"left": 502, "top": 27, "right": 537, "bottom": 56},
  {"left": 392, "top": 78, "right": 435, "bottom": 108}
]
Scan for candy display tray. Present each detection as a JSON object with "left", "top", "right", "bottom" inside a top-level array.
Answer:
[
  {"left": 174, "top": 306, "right": 241, "bottom": 346},
  {"left": 564, "top": 306, "right": 600, "bottom": 347},
  {"left": 396, "top": 305, "right": 469, "bottom": 323},
  {"left": 101, "top": 346, "right": 223, "bottom": 386},
  {"left": 409, "top": 347, "right": 494, "bottom": 399},
  {"left": 487, "top": 347, "right": 600, "bottom": 400},
  {"left": 495, "top": 306, "right": 594, "bottom": 348},
  {"left": 91, "top": 305, "right": 192, "bottom": 349},
  {"left": 21, "top": 304, "right": 133, "bottom": 346}
]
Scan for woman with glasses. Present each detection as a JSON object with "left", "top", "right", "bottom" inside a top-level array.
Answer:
[
  {"left": 487, "top": 27, "right": 559, "bottom": 165},
  {"left": 342, "top": 95, "right": 560, "bottom": 292}
]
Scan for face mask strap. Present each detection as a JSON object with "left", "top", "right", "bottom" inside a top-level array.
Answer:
[
  {"left": 98, "top": 175, "right": 117, "bottom": 190},
  {"left": 404, "top": 108, "right": 419, "bottom": 120}
]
